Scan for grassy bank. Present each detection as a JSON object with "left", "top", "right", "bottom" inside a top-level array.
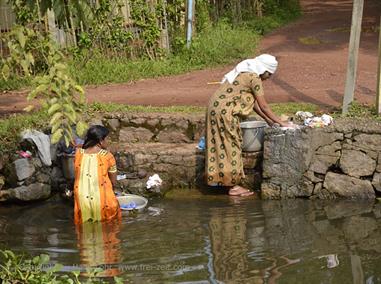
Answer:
[
  {"left": 0, "top": 102, "right": 317, "bottom": 155},
  {"left": 1, "top": 101, "right": 380, "bottom": 156},
  {"left": 0, "top": 6, "right": 300, "bottom": 92}
]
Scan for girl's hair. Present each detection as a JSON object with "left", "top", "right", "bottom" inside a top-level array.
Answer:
[{"left": 82, "top": 125, "right": 109, "bottom": 149}]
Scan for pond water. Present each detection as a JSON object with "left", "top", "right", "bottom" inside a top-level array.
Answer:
[{"left": 1, "top": 194, "right": 381, "bottom": 283}]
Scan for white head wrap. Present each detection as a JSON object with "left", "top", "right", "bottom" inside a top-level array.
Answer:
[{"left": 222, "top": 54, "right": 278, "bottom": 84}]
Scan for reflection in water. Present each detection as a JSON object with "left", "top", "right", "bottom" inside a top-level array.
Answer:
[
  {"left": 209, "top": 204, "right": 252, "bottom": 283},
  {"left": 75, "top": 219, "right": 121, "bottom": 277},
  {"left": 1, "top": 198, "right": 381, "bottom": 282}
]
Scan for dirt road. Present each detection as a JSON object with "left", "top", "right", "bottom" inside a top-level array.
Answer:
[{"left": 1, "top": 0, "right": 380, "bottom": 116}]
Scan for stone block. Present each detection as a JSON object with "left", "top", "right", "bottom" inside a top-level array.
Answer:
[
  {"left": 312, "top": 182, "right": 323, "bottom": 195},
  {"left": 372, "top": 172, "right": 381, "bottom": 192},
  {"left": 377, "top": 153, "right": 381, "bottom": 173},
  {"left": 310, "top": 130, "right": 343, "bottom": 151},
  {"left": 156, "top": 128, "right": 192, "bottom": 143},
  {"left": 119, "top": 127, "right": 153, "bottom": 143},
  {"left": 342, "top": 143, "right": 378, "bottom": 159},
  {"left": 304, "top": 171, "right": 323, "bottom": 183},
  {"left": 12, "top": 159, "right": 36, "bottom": 182},
  {"left": 309, "top": 154, "right": 338, "bottom": 174},
  {"left": 146, "top": 118, "right": 160, "bottom": 128},
  {"left": 105, "top": 119, "right": 120, "bottom": 132},
  {"left": 6, "top": 183, "right": 51, "bottom": 202},
  {"left": 130, "top": 118, "right": 146, "bottom": 125},
  {"left": 323, "top": 172, "right": 375, "bottom": 199},
  {"left": 261, "top": 183, "right": 281, "bottom": 199},
  {"left": 36, "top": 173, "right": 51, "bottom": 184},
  {"left": 315, "top": 141, "right": 341, "bottom": 157},
  {"left": 339, "top": 150, "right": 376, "bottom": 178},
  {"left": 353, "top": 134, "right": 381, "bottom": 152},
  {"left": 134, "top": 153, "right": 158, "bottom": 166}
]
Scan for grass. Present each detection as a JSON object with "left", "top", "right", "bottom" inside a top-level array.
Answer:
[
  {"left": 70, "top": 22, "right": 260, "bottom": 86},
  {"left": 89, "top": 102, "right": 205, "bottom": 114},
  {"left": 1, "top": 101, "right": 380, "bottom": 156}
]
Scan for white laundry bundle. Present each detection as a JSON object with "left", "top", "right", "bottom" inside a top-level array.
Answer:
[
  {"left": 295, "top": 111, "right": 313, "bottom": 121},
  {"left": 146, "top": 174, "right": 163, "bottom": 189},
  {"left": 304, "top": 114, "right": 333, "bottom": 128}
]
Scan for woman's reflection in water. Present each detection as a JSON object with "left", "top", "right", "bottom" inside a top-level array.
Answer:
[
  {"left": 76, "top": 219, "right": 121, "bottom": 277},
  {"left": 208, "top": 200, "right": 263, "bottom": 283}
]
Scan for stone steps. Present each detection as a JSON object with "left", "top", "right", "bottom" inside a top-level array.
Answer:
[{"left": 110, "top": 142, "right": 263, "bottom": 195}]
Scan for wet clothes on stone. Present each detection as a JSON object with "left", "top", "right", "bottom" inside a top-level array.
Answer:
[
  {"left": 206, "top": 72, "right": 264, "bottom": 186},
  {"left": 74, "top": 149, "right": 121, "bottom": 224}
]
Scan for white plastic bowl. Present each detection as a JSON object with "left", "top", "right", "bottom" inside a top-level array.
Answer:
[{"left": 117, "top": 194, "right": 148, "bottom": 212}]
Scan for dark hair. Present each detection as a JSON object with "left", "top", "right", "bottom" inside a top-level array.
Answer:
[{"left": 82, "top": 125, "right": 109, "bottom": 149}]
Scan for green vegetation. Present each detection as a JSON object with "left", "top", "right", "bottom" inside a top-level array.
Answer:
[
  {"left": 270, "top": 102, "right": 320, "bottom": 116},
  {"left": 89, "top": 102, "right": 205, "bottom": 114},
  {"left": 0, "top": 249, "right": 122, "bottom": 284},
  {"left": 71, "top": 22, "right": 260, "bottom": 86},
  {"left": 1, "top": 0, "right": 301, "bottom": 91},
  {"left": 1, "top": 100, "right": 379, "bottom": 156},
  {"left": 1, "top": 26, "right": 88, "bottom": 146},
  {"left": 0, "top": 102, "right": 316, "bottom": 155}
]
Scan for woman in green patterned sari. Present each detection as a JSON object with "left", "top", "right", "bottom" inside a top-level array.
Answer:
[{"left": 206, "top": 54, "right": 289, "bottom": 196}]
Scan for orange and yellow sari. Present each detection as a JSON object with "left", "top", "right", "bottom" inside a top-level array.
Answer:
[{"left": 73, "top": 148, "right": 121, "bottom": 224}]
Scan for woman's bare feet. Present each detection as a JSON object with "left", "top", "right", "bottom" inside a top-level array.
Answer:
[{"left": 228, "top": 185, "right": 254, "bottom": 197}]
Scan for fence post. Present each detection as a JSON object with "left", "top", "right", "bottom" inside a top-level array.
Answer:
[
  {"left": 186, "top": 0, "right": 194, "bottom": 48},
  {"left": 342, "top": 0, "right": 364, "bottom": 114},
  {"left": 376, "top": 15, "right": 381, "bottom": 115}
]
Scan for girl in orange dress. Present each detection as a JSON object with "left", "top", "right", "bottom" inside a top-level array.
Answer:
[{"left": 73, "top": 125, "right": 121, "bottom": 224}]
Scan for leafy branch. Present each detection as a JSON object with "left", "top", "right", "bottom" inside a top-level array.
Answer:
[{"left": 1, "top": 26, "right": 88, "bottom": 146}]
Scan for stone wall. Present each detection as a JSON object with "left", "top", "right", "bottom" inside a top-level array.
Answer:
[
  {"left": 3, "top": 112, "right": 378, "bottom": 201},
  {"left": 261, "top": 118, "right": 381, "bottom": 199},
  {"left": 102, "top": 112, "right": 262, "bottom": 195},
  {"left": 0, "top": 112, "right": 263, "bottom": 201}
]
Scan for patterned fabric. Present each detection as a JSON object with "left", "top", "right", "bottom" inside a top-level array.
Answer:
[
  {"left": 74, "top": 149, "right": 121, "bottom": 224},
  {"left": 206, "top": 72, "right": 263, "bottom": 186}
]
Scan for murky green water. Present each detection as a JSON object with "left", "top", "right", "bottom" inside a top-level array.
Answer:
[{"left": 1, "top": 195, "right": 381, "bottom": 283}]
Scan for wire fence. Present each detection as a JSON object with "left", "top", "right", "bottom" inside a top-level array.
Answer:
[
  {"left": 0, "top": 0, "right": 170, "bottom": 58},
  {"left": 0, "top": 3, "right": 15, "bottom": 57}
]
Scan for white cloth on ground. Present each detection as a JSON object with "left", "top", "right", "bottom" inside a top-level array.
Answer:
[
  {"left": 21, "top": 130, "right": 52, "bottom": 166},
  {"left": 222, "top": 54, "right": 278, "bottom": 84}
]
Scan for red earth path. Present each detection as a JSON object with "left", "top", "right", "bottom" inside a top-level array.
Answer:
[{"left": 1, "top": 0, "right": 380, "bottom": 116}]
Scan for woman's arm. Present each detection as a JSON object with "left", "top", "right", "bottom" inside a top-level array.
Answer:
[
  {"left": 107, "top": 154, "right": 118, "bottom": 188},
  {"left": 108, "top": 172, "right": 117, "bottom": 187},
  {"left": 253, "top": 100, "right": 275, "bottom": 125},
  {"left": 255, "top": 95, "right": 288, "bottom": 127}
]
